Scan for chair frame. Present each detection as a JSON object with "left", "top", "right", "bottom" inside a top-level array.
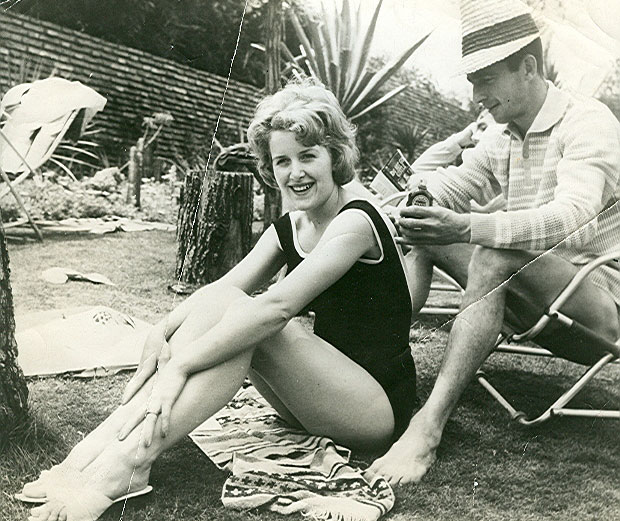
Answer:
[
  {"left": 476, "top": 248, "right": 620, "bottom": 425},
  {"left": 0, "top": 109, "right": 80, "bottom": 240}
]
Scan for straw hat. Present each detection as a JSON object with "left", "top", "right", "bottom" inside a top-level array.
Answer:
[{"left": 460, "top": 0, "right": 541, "bottom": 75}]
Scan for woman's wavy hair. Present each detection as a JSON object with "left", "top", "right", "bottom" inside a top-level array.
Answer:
[{"left": 247, "top": 79, "right": 359, "bottom": 188}]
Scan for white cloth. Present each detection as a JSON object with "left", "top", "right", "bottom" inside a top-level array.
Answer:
[
  {"left": 15, "top": 306, "right": 150, "bottom": 377},
  {"left": 0, "top": 78, "right": 106, "bottom": 172}
]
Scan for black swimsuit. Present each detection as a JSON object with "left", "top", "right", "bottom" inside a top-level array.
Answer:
[{"left": 273, "top": 199, "right": 417, "bottom": 438}]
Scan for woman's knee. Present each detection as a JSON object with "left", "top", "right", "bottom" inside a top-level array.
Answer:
[{"left": 169, "top": 285, "right": 249, "bottom": 348}]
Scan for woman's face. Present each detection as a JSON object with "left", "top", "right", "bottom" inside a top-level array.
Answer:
[{"left": 269, "top": 130, "right": 336, "bottom": 212}]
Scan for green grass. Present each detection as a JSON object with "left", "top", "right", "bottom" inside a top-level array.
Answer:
[{"left": 2, "top": 230, "right": 619, "bottom": 521}]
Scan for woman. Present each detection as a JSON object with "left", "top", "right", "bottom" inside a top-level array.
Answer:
[{"left": 21, "top": 80, "right": 417, "bottom": 521}]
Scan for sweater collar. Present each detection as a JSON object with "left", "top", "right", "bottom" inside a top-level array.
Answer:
[{"left": 504, "top": 81, "right": 569, "bottom": 138}]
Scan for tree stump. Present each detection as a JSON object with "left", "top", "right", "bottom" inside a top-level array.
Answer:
[
  {"left": 176, "top": 169, "right": 253, "bottom": 286},
  {"left": 0, "top": 218, "right": 29, "bottom": 444}
]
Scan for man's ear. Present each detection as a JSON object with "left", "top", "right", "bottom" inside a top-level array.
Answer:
[{"left": 522, "top": 54, "right": 538, "bottom": 79}]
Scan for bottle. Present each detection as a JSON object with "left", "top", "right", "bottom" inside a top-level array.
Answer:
[{"left": 407, "top": 180, "right": 433, "bottom": 207}]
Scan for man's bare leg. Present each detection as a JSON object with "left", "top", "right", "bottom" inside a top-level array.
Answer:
[{"left": 367, "top": 246, "right": 620, "bottom": 486}]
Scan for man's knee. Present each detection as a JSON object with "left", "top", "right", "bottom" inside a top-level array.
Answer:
[{"left": 467, "top": 246, "right": 530, "bottom": 281}]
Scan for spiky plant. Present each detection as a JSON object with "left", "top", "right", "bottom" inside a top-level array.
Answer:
[
  {"left": 286, "top": 0, "right": 430, "bottom": 120},
  {"left": 389, "top": 123, "right": 429, "bottom": 163}
]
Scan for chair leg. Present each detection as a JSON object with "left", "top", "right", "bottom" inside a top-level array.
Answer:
[
  {"left": 0, "top": 166, "right": 43, "bottom": 241},
  {"left": 476, "top": 352, "right": 619, "bottom": 426}
]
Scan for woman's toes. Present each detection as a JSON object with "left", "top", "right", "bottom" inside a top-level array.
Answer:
[
  {"left": 30, "top": 500, "right": 66, "bottom": 521},
  {"left": 22, "top": 481, "right": 47, "bottom": 500}
]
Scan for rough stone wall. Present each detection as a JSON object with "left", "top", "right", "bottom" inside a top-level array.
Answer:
[
  {"left": 0, "top": 11, "right": 261, "bottom": 164},
  {"left": 0, "top": 11, "right": 473, "bottom": 166}
]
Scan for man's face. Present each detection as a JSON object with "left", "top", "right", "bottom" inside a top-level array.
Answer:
[{"left": 467, "top": 61, "right": 527, "bottom": 125}]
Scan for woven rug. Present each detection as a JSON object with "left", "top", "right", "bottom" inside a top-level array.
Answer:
[{"left": 189, "top": 385, "right": 395, "bottom": 521}]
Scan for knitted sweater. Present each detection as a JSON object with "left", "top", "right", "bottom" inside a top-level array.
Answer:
[{"left": 426, "top": 82, "right": 620, "bottom": 305}]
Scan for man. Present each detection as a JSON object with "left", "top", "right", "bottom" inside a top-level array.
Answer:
[
  {"left": 407, "top": 109, "right": 495, "bottom": 176},
  {"left": 366, "top": 0, "right": 620, "bottom": 485}
]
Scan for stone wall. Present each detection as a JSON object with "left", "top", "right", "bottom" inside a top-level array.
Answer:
[
  {"left": 0, "top": 11, "right": 473, "bottom": 167},
  {"left": 0, "top": 11, "right": 261, "bottom": 164}
]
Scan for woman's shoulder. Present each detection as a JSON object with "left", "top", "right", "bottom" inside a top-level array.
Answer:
[
  {"left": 338, "top": 199, "right": 394, "bottom": 233},
  {"left": 325, "top": 200, "right": 388, "bottom": 245}
]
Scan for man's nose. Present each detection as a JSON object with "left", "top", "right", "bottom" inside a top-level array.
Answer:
[{"left": 472, "top": 84, "right": 485, "bottom": 105}]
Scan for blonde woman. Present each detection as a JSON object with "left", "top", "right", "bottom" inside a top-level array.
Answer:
[{"left": 21, "top": 81, "right": 417, "bottom": 521}]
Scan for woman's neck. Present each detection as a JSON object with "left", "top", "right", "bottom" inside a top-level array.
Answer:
[{"left": 304, "top": 186, "right": 345, "bottom": 228}]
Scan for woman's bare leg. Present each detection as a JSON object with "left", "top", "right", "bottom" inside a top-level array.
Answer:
[
  {"left": 251, "top": 320, "right": 396, "bottom": 451},
  {"left": 23, "top": 286, "right": 249, "bottom": 498},
  {"left": 29, "top": 301, "right": 399, "bottom": 520}
]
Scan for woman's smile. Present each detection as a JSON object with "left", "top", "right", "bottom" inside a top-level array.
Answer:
[
  {"left": 269, "top": 130, "right": 337, "bottom": 215},
  {"left": 289, "top": 181, "right": 315, "bottom": 195}
]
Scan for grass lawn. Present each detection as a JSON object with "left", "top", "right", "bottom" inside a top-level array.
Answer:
[{"left": 2, "top": 229, "right": 619, "bottom": 521}]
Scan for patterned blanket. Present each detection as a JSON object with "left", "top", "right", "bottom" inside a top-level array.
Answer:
[{"left": 189, "top": 385, "right": 395, "bottom": 521}]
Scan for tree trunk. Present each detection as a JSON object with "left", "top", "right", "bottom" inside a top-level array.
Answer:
[
  {"left": 262, "top": 0, "right": 284, "bottom": 231},
  {"left": 176, "top": 169, "right": 253, "bottom": 286},
  {"left": 0, "top": 218, "right": 29, "bottom": 443}
]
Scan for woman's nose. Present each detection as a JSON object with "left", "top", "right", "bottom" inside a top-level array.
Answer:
[{"left": 290, "top": 161, "right": 304, "bottom": 178}]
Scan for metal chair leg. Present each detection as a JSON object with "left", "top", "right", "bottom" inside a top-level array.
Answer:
[
  {"left": 476, "top": 352, "right": 619, "bottom": 426},
  {"left": 0, "top": 165, "right": 43, "bottom": 241}
]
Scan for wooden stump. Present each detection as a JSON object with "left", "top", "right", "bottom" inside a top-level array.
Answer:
[
  {"left": 0, "top": 218, "right": 29, "bottom": 443},
  {"left": 176, "top": 169, "right": 253, "bottom": 286}
]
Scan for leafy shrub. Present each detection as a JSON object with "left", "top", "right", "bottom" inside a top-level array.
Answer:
[{"left": 1, "top": 176, "right": 180, "bottom": 224}]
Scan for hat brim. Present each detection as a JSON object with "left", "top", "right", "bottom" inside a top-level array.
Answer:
[{"left": 458, "top": 34, "right": 540, "bottom": 76}]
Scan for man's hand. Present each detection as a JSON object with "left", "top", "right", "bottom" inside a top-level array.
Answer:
[{"left": 396, "top": 206, "right": 471, "bottom": 245}]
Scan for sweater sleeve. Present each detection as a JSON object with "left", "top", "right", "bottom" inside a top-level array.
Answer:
[
  {"left": 410, "top": 135, "right": 463, "bottom": 176},
  {"left": 423, "top": 134, "right": 503, "bottom": 213},
  {"left": 470, "top": 106, "right": 620, "bottom": 250}
]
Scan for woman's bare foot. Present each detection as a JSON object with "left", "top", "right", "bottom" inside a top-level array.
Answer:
[
  {"left": 364, "top": 408, "right": 442, "bottom": 486},
  {"left": 20, "top": 401, "right": 146, "bottom": 502},
  {"left": 28, "top": 439, "right": 152, "bottom": 520}
]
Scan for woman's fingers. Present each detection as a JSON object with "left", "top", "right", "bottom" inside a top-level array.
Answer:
[
  {"left": 157, "top": 340, "right": 171, "bottom": 370},
  {"left": 142, "top": 410, "right": 159, "bottom": 447},
  {"left": 118, "top": 405, "right": 148, "bottom": 441},
  {"left": 122, "top": 353, "right": 157, "bottom": 404},
  {"left": 160, "top": 400, "right": 172, "bottom": 438}
]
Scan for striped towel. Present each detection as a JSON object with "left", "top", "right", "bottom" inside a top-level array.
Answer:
[{"left": 189, "top": 385, "right": 395, "bottom": 521}]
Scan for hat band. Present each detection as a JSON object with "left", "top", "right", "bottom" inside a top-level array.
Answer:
[{"left": 462, "top": 13, "right": 539, "bottom": 57}]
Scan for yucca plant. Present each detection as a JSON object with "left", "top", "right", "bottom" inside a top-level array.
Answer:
[
  {"left": 390, "top": 123, "right": 429, "bottom": 163},
  {"left": 286, "top": 0, "right": 430, "bottom": 120},
  {"left": 48, "top": 123, "right": 106, "bottom": 180}
]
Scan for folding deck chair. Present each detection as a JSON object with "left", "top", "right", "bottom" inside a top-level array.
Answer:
[
  {"left": 0, "top": 78, "right": 106, "bottom": 239},
  {"left": 379, "top": 191, "right": 619, "bottom": 425},
  {"left": 476, "top": 248, "right": 620, "bottom": 425}
]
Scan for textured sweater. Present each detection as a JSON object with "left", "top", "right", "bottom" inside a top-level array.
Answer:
[{"left": 426, "top": 82, "right": 620, "bottom": 305}]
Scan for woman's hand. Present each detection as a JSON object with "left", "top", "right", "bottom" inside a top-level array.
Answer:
[
  {"left": 118, "top": 358, "right": 189, "bottom": 446},
  {"left": 122, "top": 324, "right": 171, "bottom": 405}
]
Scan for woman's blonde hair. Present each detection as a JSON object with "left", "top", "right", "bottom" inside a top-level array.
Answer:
[{"left": 247, "top": 79, "right": 359, "bottom": 188}]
